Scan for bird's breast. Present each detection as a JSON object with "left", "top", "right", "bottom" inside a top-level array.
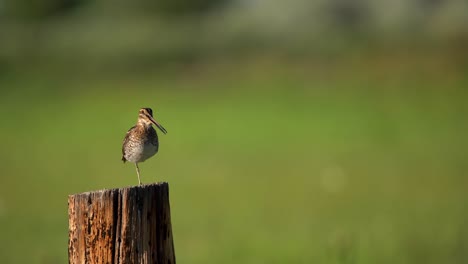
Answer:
[{"left": 124, "top": 138, "right": 158, "bottom": 163}]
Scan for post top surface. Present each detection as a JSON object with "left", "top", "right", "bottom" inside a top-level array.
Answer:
[{"left": 68, "top": 182, "right": 169, "bottom": 198}]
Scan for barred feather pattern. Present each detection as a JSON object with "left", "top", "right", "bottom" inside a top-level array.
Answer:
[{"left": 122, "top": 124, "right": 159, "bottom": 163}]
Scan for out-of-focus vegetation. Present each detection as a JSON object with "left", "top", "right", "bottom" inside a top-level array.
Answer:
[{"left": 0, "top": 1, "right": 467, "bottom": 263}]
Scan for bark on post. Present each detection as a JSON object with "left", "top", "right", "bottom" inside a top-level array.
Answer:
[{"left": 68, "top": 182, "right": 175, "bottom": 264}]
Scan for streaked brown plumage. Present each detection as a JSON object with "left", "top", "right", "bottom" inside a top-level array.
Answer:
[{"left": 122, "top": 108, "right": 167, "bottom": 185}]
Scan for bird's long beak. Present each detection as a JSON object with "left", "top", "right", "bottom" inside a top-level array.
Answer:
[{"left": 148, "top": 115, "right": 167, "bottom": 134}]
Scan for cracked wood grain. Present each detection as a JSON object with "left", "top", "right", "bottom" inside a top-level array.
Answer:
[{"left": 68, "top": 183, "right": 175, "bottom": 264}]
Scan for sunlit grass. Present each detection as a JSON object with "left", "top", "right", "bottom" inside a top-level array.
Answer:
[{"left": 0, "top": 65, "right": 467, "bottom": 263}]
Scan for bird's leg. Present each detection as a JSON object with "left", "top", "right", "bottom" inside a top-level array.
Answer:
[{"left": 135, "top": 163, "right": 142, "bottom": 185}]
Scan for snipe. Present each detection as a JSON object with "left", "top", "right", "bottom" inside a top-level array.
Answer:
[{"left": 122, "top": 108, "right": 167, "bottom": 185}]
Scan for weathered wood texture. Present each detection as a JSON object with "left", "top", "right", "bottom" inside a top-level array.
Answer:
[{"left": 68, "top": 182, "right": 175, "bottom": 264}]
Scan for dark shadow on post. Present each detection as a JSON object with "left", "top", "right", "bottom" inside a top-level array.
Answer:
[{"left": 68, "top": 182, "right": 176, "bottom": 264}]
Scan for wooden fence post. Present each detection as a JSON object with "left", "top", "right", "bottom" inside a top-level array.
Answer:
[{"left": 68, "top": 182, "right": 176, "bottom": 264}]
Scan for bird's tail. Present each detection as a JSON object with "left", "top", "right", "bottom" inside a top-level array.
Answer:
[{"left": 121, "top": 156, "right": 127, "bottom": 163}]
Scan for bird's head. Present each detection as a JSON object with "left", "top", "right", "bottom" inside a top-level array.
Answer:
[{"left": 138, "top": 108, "right": 167, "bottom": 134}]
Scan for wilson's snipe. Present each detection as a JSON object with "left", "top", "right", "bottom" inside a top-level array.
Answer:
[{"left": 122, "top": 108, "right": 167, "bottom": 185}]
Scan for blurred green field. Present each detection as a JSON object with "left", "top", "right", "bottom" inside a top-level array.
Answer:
[{"left": 0, "top": 59, "right": 467, "bottom": 263}]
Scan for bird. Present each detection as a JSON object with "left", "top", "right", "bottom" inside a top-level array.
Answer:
[{"left": 122, "top": 108, "right": 167, "bottom": 185}]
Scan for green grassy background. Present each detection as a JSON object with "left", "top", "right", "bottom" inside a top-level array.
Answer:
[{"left": 0, "top": 56, "right": 467, "bottom": 263}]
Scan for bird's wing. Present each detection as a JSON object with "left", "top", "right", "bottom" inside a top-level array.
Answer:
[{"left": 121, "top": 126, "right": 136, "bottom": 162}]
